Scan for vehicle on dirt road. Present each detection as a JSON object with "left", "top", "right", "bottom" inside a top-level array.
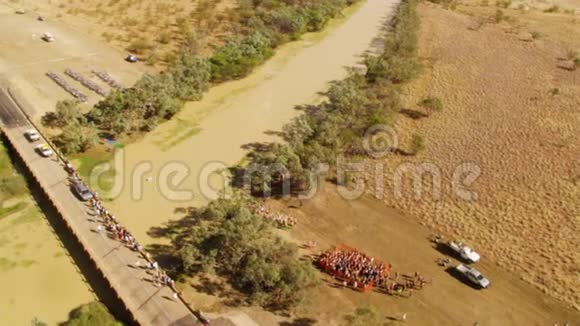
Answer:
[
  {"left": 35, "top": 143, "right": 53, "bottom": 157},
  {"left": 455, "top": 264, "right": 490, "bottom": 289},
  {"left": 24, "top": 129, "right": 40, "bottom": 142},
  {"left": 42, "top": 32, "right": 55, "bottom": 42},
  {"left": 71, "top": 181, "right": 93, "bottom": 201},
  {"left": 126, "top": 54, "right": 137, "bottom": 63},
  {"left": 446, "top": 240, "right": 480, "bottom": 263}
]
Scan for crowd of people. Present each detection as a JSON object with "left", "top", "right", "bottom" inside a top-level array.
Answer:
[
  {"left": 65, "top": 68, "right": 107, "bottom": 96},
  {"left": 92, "top": 69, "right": 124, "bottom": 89},
  {"left": 256, "top": 203, "right": 297, "bottom": 228},
  {"left": 317, "top": 247, "right": 390, "bottom": 290},
  {"left": 46, "top": 71, "right": 88, "bottom": 102},
  {"left": 64, "top": 162, "right": 177, "bottom": 294},
  {"left": 316, "top": 246, "right": 429, "bottom": 297}
]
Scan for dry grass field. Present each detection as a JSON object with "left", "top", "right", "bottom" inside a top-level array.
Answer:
[
  {"left": 3, "top": 0, "right": 236, "bottom": 66},
  {"left": 367, "top": 0, "right": 579, "bottom": 310},
  {"left": 178, "top": 186, "right": 578, "bottom": 325}
]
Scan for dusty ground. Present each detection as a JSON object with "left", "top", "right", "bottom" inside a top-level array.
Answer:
[
  {"left": 2, "top": 0, "right": 236, "bottom": 66},
  {"left": 179, "top": 184, "right": 579, "bottom": 325},
  {"left": 0, "top": 3, "right": 145, "bottom": 116},
  {"left": 367, "top": 0, "right": 579, "bottom": 310}
]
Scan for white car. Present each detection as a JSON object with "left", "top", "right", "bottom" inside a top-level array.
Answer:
[
  {"left": 24, "top": 129, "right": 40, "bottom": 142},
  {"left": 42, "top": 32, "right": 55, "bottom": 42},
  {"left": 35, "top": 143, "right": 53, "bottom": 157},
  {"left": 455, "top": 264, "right": 490, "bottom": 289},
  {"left": 447, "top": 240, "right": 481, "bottom": 263}
]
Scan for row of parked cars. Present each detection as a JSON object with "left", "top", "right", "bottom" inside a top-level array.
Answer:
[{"left": 24, "top": 129, "right": 92, "bottom": 201}]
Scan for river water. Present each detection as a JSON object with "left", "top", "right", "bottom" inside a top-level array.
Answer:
[{"left": 106, "top": 0, "right": 400, "bottom": 244}]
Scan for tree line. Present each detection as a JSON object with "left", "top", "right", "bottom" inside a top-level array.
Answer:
[
  {"left": 240, "top": 0, "right": 421, "bottom": 195},
  {"left": 46, "top": 0, "right": 361, "bottom": 153}
]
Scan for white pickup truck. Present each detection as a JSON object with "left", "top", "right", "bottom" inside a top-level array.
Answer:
[
  {"left": 446, "top": 240, "right": 480, "bottom": 263},
  {"left": 455, "top": 264, "right": 490, "bottom": 289}
]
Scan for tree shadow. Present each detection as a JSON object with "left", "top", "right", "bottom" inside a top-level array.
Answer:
[
  {"left": 264, "top": 130, "right": 285, "bottom": 138},
  {"left": 399, "top": 108, "right": 428, "bottom": 120},
  {"left": 279, "top": 317, "right": 317, "bottom": 326}
]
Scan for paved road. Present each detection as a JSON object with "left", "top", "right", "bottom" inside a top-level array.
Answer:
[{"left": 0, "top": 89, "right": 198, "bottom": 326}]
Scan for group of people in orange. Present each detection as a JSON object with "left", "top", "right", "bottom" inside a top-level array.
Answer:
[
  {"left": 317, "top": 247, "right": 390, "bottom": 290},
  {"left": 316, "top": 246, "right": 429, "bottom": 297},
  {"left": 256, "top": 203, "right": 297, "bottom": 228}
]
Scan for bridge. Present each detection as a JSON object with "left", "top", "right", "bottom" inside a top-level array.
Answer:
[{"left": 0, "top": 88, "right": 200, "bottom": 326}]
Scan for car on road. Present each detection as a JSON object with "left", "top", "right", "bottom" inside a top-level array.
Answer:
[
  {"left": 126, "top": 54, "right": 138, "bottom": 63},
  {"left": 24, "top": 129, "right": 40, "bottom": 142},
  {"left": 445, "top": 240, "right": 480, "bottom": 263},
  {"left": 71, "top": 181, "right": 93, "bottom": 201},
  {"left": 35, "top": 143, "right": 53, "bottom": 157},
  {"left": 455, "top": 264, "right": 490, "bottom": 289}
]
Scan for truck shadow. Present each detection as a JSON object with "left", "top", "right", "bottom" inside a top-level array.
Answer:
[
  {"left": 445, "top": 267, "right": 482, "bottom": 290},
  {"left": 434, "top": 242, "right": 474, "bottom": 265}
]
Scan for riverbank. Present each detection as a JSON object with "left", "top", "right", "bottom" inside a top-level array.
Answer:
[{"left": 106, "top": 0, "right": 401, "bottom": 244}]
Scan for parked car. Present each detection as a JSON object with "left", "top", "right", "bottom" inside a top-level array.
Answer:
[
  {"left": 126, "top": 54, "right": 137, "bottom": 63},
  {"left": 72, "top": 181, "right": 93, "bottom": 201},
  {"left": 455, "top": 264, "right": 490, "bottom": 289},
  {"left": 35, "top": 143, "right": 53, "bottom": 157},
  {"left": 42, "top": 32, "right": 55, "bottom": 42},
  {"left": 24, "top": 129, "right": 40, "bottom": 142},
  {"left": 445, "top": 240, "right": 481, "bottom": 263}
]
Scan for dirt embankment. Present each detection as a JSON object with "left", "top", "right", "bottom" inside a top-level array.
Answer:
[{"left": 368, "top": 1, "right": 579, "bottom": 309}]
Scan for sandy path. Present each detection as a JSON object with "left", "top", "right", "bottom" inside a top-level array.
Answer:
[{"left": 107, "top": 0, "right": 401, "bottom": 244}]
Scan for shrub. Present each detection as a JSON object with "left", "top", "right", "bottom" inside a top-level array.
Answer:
[
  {"left": 494, "top": 9, "right": 505, "bottom": 23},
  {"left": 530, "top": 31, "right": 542, "bottom": 39},
  {"left": 496, "top": 0, "right": 511, "bottom": 9},
  {"left": 63, "top": 302, "right": 121, "bottom": 326},
  {"left": 411, "top": 134, "right": 425, "bottom": 154},
  {"left": 127, "top": 37, "right": 153, "bottom": 55},
  {"left": 543, "top": 5, "right": 559, "bottom": 13},
  {"left": 418, "top": 96, "right": 444, "bottom": 114},
  {"left": 343, "top": 306, "right": 384, "bottom": 326}
]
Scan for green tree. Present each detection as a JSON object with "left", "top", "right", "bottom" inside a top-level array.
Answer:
[
  {"left": 42, "top": 100, "right": 83, "bottom": 128},
  {"left": 63, "top": 302, "right": 121, "bottom": 326},
  {"left": 52, "top": 122, "right": 99, "bottom": 154},
  {"left": 175, "top": 193, "right": 318, "bottom": 309}
]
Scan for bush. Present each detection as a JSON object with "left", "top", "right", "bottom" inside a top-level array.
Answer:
[
  {"left": 543, "top": 5, "right": 559, "bottom": 13},
  {"left": 494, "top": 9, "right": 505, "bottom": 23},
  {"left": 418, "top": 96, "right": 443, "bottom": 114},
  {"left": 63, "top": 302, "right": 121, "bottom": 326},
  {"left": 343, "top": 306, "right": 385, "bottom": 326},
  {"left": 411, "top": 134, "right": 425, "bottom": 154},
  {"left": 0, "top": 175, "right": 28, "bottom": 198},
  {"left": 127, "top": 37, "right": 153, "bottom": 55}
]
